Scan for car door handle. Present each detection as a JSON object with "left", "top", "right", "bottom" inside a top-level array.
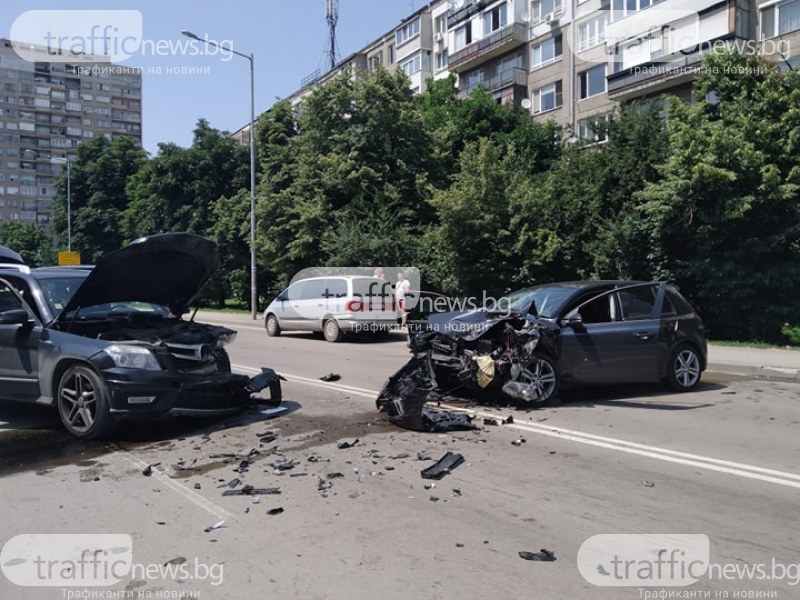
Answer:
[{"left": 633, "top": 332, "right": 651, "bottom": 340}]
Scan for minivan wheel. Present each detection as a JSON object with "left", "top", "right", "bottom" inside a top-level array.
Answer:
[
  {"left": 265, "top": 314, "right": 281, "bottom": 337},
  {"left": 323, "top": 319, "right": 343, "bottom": 342},
  {"left": 666, "top": 344, "right": 702, "bottom": 392},
  {"left": 57, "top": 365, "right": 116, "bottom": 439}
]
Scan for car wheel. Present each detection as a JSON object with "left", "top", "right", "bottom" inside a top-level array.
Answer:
[
  {"left": 265, "top": 314, "right": 281, "bottom": 337},
  {"left": 514, "top": 353, "right": 560, "bottom": 404},
  {"left": 57, "top": 365, "right": 116, "bottom": 439},
  {"left": 666, "top": 344, "right": 702, "bottom": 392},
  {"left": 323, "top": 319, "right": 343, "bottom": 343}
]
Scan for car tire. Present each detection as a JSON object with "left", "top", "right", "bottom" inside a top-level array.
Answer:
[
  {"left": 666, "top": 344, "right": 702, "bottom": 392},
  {"left": 514, "top": 353, "right": 560, "bottom": 405},
  {"left": 323, "top": 319, "right": 343, "bottom": 343},
  {"left": 265, "top": 314, "right": 281, "bottom": 337},
  {"left": 57, "top": 364, "right": 116, "bottom": 439}
]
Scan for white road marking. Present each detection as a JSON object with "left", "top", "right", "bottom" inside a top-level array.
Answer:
[
  {"left": 107, "top": 442, "right": 239, "bottom": 522},
  {"left": 236, "top": 364, "right": 800, "bottom": 490}
]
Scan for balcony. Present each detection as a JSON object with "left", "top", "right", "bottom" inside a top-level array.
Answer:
[
  {"left": 607, "top": 49, "right": 704, "bottom": 100},
  {"left": 449, "top": 22, "right": 528, "bottom": 71},
  {"left": 459, "top": 67, "right": 527, "bottom": 98}
]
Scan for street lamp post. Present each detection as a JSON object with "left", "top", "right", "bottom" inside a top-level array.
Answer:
[
  {"left": 53, "top": 157, "right": 72, "bottom": 251},
  {"left": 181, "top": 30, "right": 258, "bottom": 320}
]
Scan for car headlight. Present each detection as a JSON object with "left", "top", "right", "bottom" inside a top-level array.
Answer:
[
  {"left": 105, "top": 345, "right": 162, "bottom": 370},
  {"left": 215, "top": 331, "right": 238, "bottom": 348}
]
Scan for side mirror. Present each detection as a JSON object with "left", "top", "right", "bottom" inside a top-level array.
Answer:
[
  {"left": 561, "top": 313, "right": 584, "bottom": 329},
  {"left": 0, "top": 308, "right": 32, "bottom": 325}
]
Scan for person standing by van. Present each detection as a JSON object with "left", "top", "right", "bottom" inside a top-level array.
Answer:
[{"left": 395, "top": 271, "right": 411, "bottom": 328}]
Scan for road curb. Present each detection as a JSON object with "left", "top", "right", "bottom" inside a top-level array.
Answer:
[{"left": 707, "top": 362, "right": 800, "bottom": 383}]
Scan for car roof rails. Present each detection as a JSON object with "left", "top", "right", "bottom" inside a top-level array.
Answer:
[{"left": 0, "top": 263, "right": 31, "bottom": 274}]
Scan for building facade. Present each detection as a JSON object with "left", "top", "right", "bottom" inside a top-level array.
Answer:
[
  {"left": 0, "top": 39, "right": 142, "bottom": 227},
  {"left": 264, "top": 0, "right": 799, "bottom": 143}
]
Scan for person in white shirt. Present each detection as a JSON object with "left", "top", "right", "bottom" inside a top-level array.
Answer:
[{"left": 395, "top": 272, "right": 411, "bottom": 327}]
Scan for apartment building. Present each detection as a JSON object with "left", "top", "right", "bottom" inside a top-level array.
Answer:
[
  {"left": 267, "top": 0, "right": 799, "bottom": 143},
  {"left": 0, "top": 39, "right": 142, "bottom": 226}
]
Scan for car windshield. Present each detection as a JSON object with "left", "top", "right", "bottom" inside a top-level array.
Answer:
[
  {"left": 506, "top": 285, "right": 576, "bottom": 318},
  {"left": 37, "top": 276, "right": 87, "bottom": 317},
  {"left": 62, "top": 302, "right": 174, "bottom": 320}
]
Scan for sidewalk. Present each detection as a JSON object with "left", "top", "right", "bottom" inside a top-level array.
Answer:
[{"left": 707, "top": 344, "right": 800, "bottom": 381}]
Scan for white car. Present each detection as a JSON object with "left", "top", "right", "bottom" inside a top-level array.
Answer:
[{"left": 263, "top": 276, "right": 399, "bottom": 342}]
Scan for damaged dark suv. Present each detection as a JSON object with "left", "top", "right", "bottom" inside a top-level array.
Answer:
[
  {"left": 378, "top": 281, "right": 707, "bottom": 432},
  {"left": 0, "top": 233, "right": 278, "bottom": 439}
]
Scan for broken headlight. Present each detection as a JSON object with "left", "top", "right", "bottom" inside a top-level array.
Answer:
[
  {"left": 523, "top": 337, "right": 539, "bottom": 354},
  {"left": 215, "top": 331, "right": 238, "bottom": 348},
  {"left": 104, "top": 345, "right": 162, "bottom": 370}
]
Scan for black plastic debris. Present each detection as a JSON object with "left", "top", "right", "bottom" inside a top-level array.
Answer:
[
  {"left": 327, "top": 472, "right": 345, "bottom": 480},
  {"left": 267, "top": 507, "right": 284, "bottom": 515},
  {"left": 504, "top": 416, "right": 514, "bottom": 424},
  {"left": 518, "top": 549, "right": 557, "bottom": 562},
  {"left": 421, "top": 408, "right": 476, "bottom": 432},
  {"left": 257, "top": 431, "right": 278, "bottom": 444},
  {"left": 511, "top": 438, "right": 526, "bottom": 446},
  {"left": 247, "top": 368, "right": 284, "bottom": 403},
  {"left": 271, "top": 458, "right": 297, "bottom": 472},
  {"left": 451, "top": 489, "right": 462, "bottom": 497},
  {"left": 142, "top": 463, "right": 159, "bottom": 477},
  {"left": 222, "top": 485, "right": 281, "bottom": 496},
  {"left": 163, "top": 557, "right": 187, "bottom": 567},
  {"left": 234, "top": 460, "right": 250, "bottom": 474},
  {"left": 337, "top": 439, "right": 360, "bottom": 449},
  {"left": 194, "top": 483, "right": 201, "bottom": 490},
  {"left": 483, "top": 418, "right": 500, "bottom": 426},
  {"left": 319, "top": 373, "right": 341, "bottom": 382},
  {"left": 420, "top": 452, "right": 465, "bottom": 480}
]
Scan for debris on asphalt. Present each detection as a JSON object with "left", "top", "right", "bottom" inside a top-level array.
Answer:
[
  {"left": 642, "top": 480, "right": 655, "bottom": 488},
  {"left": 504, "top": 416, "right": 514, "bottom": 424},
  {"left": 163, "top": 557, "right": 187, "bottom": 567},
  {"left": 483, "top": 418, "right": 500, "bottom": 426},
  {"left": 251, "top": 497, "right": 261, "bottom": 504},
  {"left": 234, "top": 460, "right": 250, "bottom": 473},
  {"left": 511, "top": 438, "right": 526, "bottom": 446},
  {"left": 451, "top": 489, "right": 462, "bottom": 497},
  {"left": 320, "top": 373, "right": 342, "bottom": 382},
  {"left": 327, "top": 472, "right": 345, "bottom": 480},
  {"left": 222, "top": 485, "right": 281, "bottom": 496},
  {"left": 337, "top": 439, "right": 360, "bottom": 449},
  {"left": 224, "top": 478, "right": 242, "bottom": 489},
  {"left": 420, "top": 408, "right": 476, "bottom": 432},
  {"left": 424, "top": 482, "right": 436, "bottom": 490},
  {"left": 430, "top": 496, "right": 440, "bottom": 502},
  {"left": 204, "top": 520, "right": 225, "bottom": 533},
  {"left": 271, "top": 458, "right": 297, "bottom": 472},
  {"left": 142, "top": 464, "right": 159, "bottom": 477},
  {"left": 420, "top": 452, "right": 465, "bottom": 480},
  {"left": 257, "top": 431, "right": 279, "bottom": 444},
  {"left": 456, "top": 543, "right": 465, "bottom": 548},
  {"left": 261, "top": 406, "right": 289, "bottom": 417},
  {"left": 267, "top": 507, "right": 285, "bottom": 515},
  {"left": 247, "top": 368, "right": 285, "bottom": 403},
  {"left": 194, "top": 483, "right": 201, "bottom": 490},
  {"left": 518, "top": 549, "right": 557, "bottom": 562}
]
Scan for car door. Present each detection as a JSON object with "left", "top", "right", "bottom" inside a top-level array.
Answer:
[
  {"left": 557, "top": 290, "right": 619, "bottom": 384},
  {"left": 271, "top": 281, "right": 306, "bottom": 330},
  {"left": 0, "top": 278, "right": 42, "bottom": 401},
  {"left": 603, "top": 284, "right": 661, "bottom": 382}
]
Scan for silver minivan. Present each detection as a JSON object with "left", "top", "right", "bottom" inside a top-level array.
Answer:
[{"left": 263, "top": 276, "right": 399, "bottom": 342}]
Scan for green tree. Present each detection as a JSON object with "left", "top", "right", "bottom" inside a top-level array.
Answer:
[
  {"left": 638, "top": 52, "right": 800, "bottom": 341},
  {"left": 50, "top": 135, "right": 146, "bottom": 262},
  {"left": 123, "top": 119, "right": 249, "bottom": 241},
  {"left": 0, "top": 223, "right": 56, "bottom": 266}
]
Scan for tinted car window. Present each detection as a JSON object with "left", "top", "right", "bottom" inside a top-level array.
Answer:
[
  {"left": 38, "top": 276, "right": 85, "bottom": 317},
  {"left": 507, "top": 286, "right": 576, "bottom": 318},
  {"left": 575, "top": 294, "right": 613, "bottom": 324},
  {"left": 667, "top": 288, "right": 696, "bottom": 316},
  {"left": 284, "top": 282, "right": 304, "bottom": 301},
  {"left": 618, "top": 285, "right": 657, "bottom": 321},
  {"left": 0, "top": 280, "right": 24, "bottom": 312}
]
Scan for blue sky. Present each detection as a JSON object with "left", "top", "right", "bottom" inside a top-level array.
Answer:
[{"left": 1, "top": 1, "right": 424, "bottom": 154}]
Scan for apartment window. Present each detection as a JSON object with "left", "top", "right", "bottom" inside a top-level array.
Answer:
[
  {"left": 483, "top": 3, "right": 509, "bottom": 34},
  {"left": 532, "top": 35, "right": 563, "bottom": 68},
  {"left": 435, "top": 14, "right": 447, "bottom": 34},
  {"left": 389, "top": 44, "right": 395, "bottom": 64},
  {"left": 396, "top": 17, "right": 421, "bottom": 46},
  {"left": 761, "top": 1, "right": 800, "bottom": 39},
  {"left": 466, "top": 70, "right": 484, "bottom": 90},
  {"left": 369, "top": 52, "right": 383, "bottom": 71},
  {"left": 400, "top": 52, "right": 423, "bottom": 76},
  {"left": 532, "top": 0, "right": 563, "bottom": 22},
  {"left": 579, "top": 64, "right": 607, "bottom": 99},
  {"left": 579, "top": 15, "right": 607, "bottom": 51},
  {"left": 611, "top": 0, "right": 664, "bottom": 21},
  {"left": 454, "top": 23, "right": 473, "bottom": 50},
  {"left": 532, "top": 81, "right": 562, "bottom": 113},
  {"left": 435, "top": 50, "right": 449, "bottom": 71},
  {"left": 578, "top": 113, "right": 612, "bottom": 142}
]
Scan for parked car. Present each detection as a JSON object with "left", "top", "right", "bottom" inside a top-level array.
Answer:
[
  {"left": 0, "top": 233, "right": 264, "bottom": 439},
  {"left": 378, "top": 281, "right": 707, "bottom": 431},
  {"left": 263, "top": 275, "right": 399, "bottom": 342}
]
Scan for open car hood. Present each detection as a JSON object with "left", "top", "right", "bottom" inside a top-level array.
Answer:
[
  {"left": 424, "top": 307, "right": 526, "bottom": 341},
  {"left": 58, "top": 233, "right": 220, "bottom": 318},
  {"left": 0, "top": 244, "right": 24, "bottom": 265}
]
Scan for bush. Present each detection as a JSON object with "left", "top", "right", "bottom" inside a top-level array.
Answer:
[{"left": 781, "top": 324, "right": 800, "bottom": 347}]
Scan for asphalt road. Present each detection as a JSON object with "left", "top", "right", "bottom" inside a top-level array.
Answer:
[{"left": 1, "top": 311, "right": 799, "bottom": 599}]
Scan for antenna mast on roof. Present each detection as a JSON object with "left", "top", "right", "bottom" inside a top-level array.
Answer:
[{"left": 326, "top": 0, "right": 339, "bottom": 70}]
